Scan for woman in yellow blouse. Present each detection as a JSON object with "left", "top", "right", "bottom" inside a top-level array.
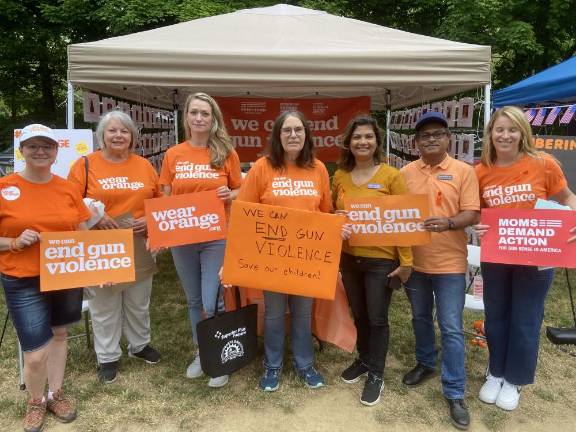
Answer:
[{"left": 332, "top": 116, "right": 412, "bottom": 406}]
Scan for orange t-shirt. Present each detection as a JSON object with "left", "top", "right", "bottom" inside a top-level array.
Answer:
[
  {"left": 68, "top": 151, "right": 160, "bottom": 218},
  {"left": 475, "top": 153, "right": 567, "bottom": 209},
  {"left": 401, "top": 156, "right": 480, "bottom": 274},
  {"left": 0, "top": 174, "right": 91, "bottom": 277},
  {"left": 159, "top": 142, "right": 242, "bottom": 195},
  {"left": 237, "top": 157, "right": 332, "bottom": 213}
]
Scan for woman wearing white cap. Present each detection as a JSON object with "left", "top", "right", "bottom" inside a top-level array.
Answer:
[{"left": 0, "top": 124, "right": 91, "bottom": 432}]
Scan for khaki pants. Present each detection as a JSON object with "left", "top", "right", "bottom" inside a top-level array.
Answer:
[{"left": 87, "top": 276, "right": 153, "bottom": 364}]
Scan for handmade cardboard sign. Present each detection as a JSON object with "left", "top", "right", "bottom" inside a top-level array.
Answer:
[
  {"left": 344, "top": 195, "right": 431, "bottom": 246},
  {"left": 40, "top": 229, "right": 135, "bottom": 291},
  {"left": 480, "top": 208, "right": 576, "bottom": 268},
  {"left": 144, "top": 190, "right": 226, "bottom": 248},
  {"left": 222, "top": 201, "right": 344, "bottom": 299}
]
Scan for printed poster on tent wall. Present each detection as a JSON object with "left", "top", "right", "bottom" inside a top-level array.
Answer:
[
  {"left": 216, "top": 96, "right": 371, "bottom": 162},
  {"left": 13, "top": 129, "right": 94, "bottom": 178},
  {"left": 533, "top": 135, "right": 576, "bottom": 189}
]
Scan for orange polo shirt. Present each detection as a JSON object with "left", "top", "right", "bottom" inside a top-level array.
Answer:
[
  {"left": 475, "top": 153, "right": 567, "bottom": 209},
  {"left": 401, "top": 155, "right": 479, "bottom": 274},
  {"left": 237, "top": 157, "right": 332, "bottom": 213}
]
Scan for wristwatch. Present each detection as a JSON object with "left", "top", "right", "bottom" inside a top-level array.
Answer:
[{"left": 447, "top": 218, "right": 455, "bottom": 230}]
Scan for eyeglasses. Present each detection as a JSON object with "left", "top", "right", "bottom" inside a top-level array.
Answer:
[
  {"left": 22, "top": 143, "right": 58, "bottom": 152},
  {"left": 281, "top": 127, "right": 305, "bottom": 136},
  {"left": 416, "top": 131, "right": 448, "bottom": 141}
]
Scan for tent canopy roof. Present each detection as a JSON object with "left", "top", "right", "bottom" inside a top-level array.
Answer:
[
  {"left": 493, "top": 56, "right": 576, "bottom": 107},
  {"left": 68, "top": 4, "right": 491, "bottom": 110}
]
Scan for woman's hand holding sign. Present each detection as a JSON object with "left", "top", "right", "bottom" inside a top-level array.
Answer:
[
  {"left": 474, "top": 223, "right": 490, "bottom": 239},
  {"left": 569, "top": 226, "right": 576, "bottom": 243},
  {"left": 16, "top": 229, "right": 40, "bottom": 248},
  {"left": 334, "top": 210, "right": 353, "bottom": 241},
  {"left": 216, "top": 186, "right": 239, "bottom": 204},
  {"left": 132, "top": 216, "right": 148, "bottom": 236},
  {"left": 95, "top": 214, "right": 120, "bottom": 230}
]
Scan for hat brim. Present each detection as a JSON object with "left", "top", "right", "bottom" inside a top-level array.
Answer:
[
  {"left": 415, "top": 117, "right": 448, "bottom": 131},
  {"left": 20, "top": 135, "right": 59, "bottom": 146}
]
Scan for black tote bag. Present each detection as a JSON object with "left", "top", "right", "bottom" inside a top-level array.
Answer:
[{"left": 197, "top": 287, "right": 258, "bottom": 378}]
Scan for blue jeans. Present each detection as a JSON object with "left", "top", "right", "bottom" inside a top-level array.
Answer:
[
  {"left": 405, "top": 271, "right": 466, "bottom": 399},
  {"left": 171, "top": 240, "right": 225, "bottom": 345},
  {"left": 1, "top": 274, "right": 83, "bottom": 352},
  {"left": 263, "top": 291, "right": 313, "bottom": 371},
  {"left": 481, "top": 263, "right": 553, "bottom": 385}
]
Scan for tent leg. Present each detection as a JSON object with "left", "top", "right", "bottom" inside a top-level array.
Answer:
[
  {"left": 173, "top": 109, "right": 178, "bottom": 144},
  {"left": 386, "top": 109, "right": 391, "bottom": 162},
  {"left": 67, "top": 81, "right": 74, "bottom": 129},
  {"left": 483, "top": 83, "right": 492, "bottom": 127}
]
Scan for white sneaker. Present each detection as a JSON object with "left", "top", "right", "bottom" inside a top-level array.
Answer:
[
  {"left": 479, "top": 374, "right": 503, "bottom": 404},
  {"left": 186, "top": 352, "right": 204, "bottom": 379},
  {"left": 208, "top": 375, "right": 229, "bottom": 388},
  {"left": 495, "top": 380, "right": 521, "bottom": 411}
]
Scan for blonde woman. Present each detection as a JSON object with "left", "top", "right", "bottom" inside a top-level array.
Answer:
[
  {"left": 159, "top": 93, "right": 241, "bottom": 387},
  {"left": 475, "top": 106, "right": 576, "bottom": 411}
]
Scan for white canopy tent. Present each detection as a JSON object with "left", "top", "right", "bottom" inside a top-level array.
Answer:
[{"left": 67, "top": 3, "right": 492, "bottom": 129}]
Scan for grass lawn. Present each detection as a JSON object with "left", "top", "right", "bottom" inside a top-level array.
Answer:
[{"left": 1, "top": 254, "right": 575, "bottom": 431}]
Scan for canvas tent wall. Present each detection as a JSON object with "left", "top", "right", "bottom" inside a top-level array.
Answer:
[
  {"left": 67, "top": 3, "right": 491, "bottom": 123},
  {"left": 493, "top": 56, "right": 576, "bottom": 107}
]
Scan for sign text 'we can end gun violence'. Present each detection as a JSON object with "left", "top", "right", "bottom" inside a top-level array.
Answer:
[{"left": 222, "top": 201, "right": 344, "bottom": 300}]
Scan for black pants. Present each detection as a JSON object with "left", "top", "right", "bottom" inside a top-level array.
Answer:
[{"left": 340, "top": 253, "right": 398, "bottom": 377}]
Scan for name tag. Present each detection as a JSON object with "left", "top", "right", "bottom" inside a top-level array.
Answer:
[
  {"left": 367, "top": 183, "right": 381, "bottom": 189},
  {"left": 437, "top": 175, "right": 453, "bottom": 181}
]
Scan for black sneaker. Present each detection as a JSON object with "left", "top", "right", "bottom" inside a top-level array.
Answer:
[
  {"left": 340, "top": 359, "right": 369, "bottom": 383},
  {"left": 129, "top": 345, "right": 161, "bottom": 364},
  {"left": 98, "top": 361, "right": 118, "bottom": 383},
  {"left": 360, "top": 373, "right": 384, "bottom": 406}
]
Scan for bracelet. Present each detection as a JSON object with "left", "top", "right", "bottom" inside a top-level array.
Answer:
[
  {"left": 9, "top": 238, "right": 23, "bottom": 253},
  {"left": 447, "top": 218, "right": 456, "bottom": 230}
]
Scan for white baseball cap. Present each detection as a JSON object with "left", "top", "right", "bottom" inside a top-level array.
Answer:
[{"left": 19, "top": 124, "right": 58, "bottom": 145}]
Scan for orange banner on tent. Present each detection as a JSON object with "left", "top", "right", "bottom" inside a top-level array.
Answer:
[
  {"left": 144, "top": 191, "right": 227, "bottom": 248},
  {"left": 216, "top": 96, "right": 371, "bottom": 162},
  {"left": 344, "top": 195, "right": 431, "bottom": 246},
  {"left": 40, "top": 229, "right": 135, "bottom": 292},
  {"left": 222, "top": 201, "right": 344, "bottom": 299}
]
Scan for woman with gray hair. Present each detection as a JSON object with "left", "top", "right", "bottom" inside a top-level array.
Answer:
[{"left": 68, "top": 110, "right": 161, "bottom": 383}]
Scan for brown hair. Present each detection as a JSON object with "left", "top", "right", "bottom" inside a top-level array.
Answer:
[
  {"left": 338, "top": 115, "right": 384, "bottom": 171},
  {"left": 266, "top": 111, "right": 315, "bottom": 170}
]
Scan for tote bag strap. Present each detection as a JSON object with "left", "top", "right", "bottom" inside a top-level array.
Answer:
[
  {"left": 83, "top": 156, "right": 89, "bottom": 198},
  {"left": 212, "top": 284, "right": 241, "bottom": 316}
]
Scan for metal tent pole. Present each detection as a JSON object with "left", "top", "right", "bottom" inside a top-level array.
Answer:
[{"left": 67, "top": 81, "right": 75, "bottom": 129}]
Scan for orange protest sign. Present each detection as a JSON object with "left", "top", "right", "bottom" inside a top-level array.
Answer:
[
  {"left": 144, "top": 190, "right": 227, "bottom": 248},
  {"left": 344, "top": 195, "right": 431, "bottom": 246},
  {"left": 40, "top": 229, "right": 134, "bottom": 292},
  {"left": 222, "top": 201, "right": 344, "bottom": 300}
]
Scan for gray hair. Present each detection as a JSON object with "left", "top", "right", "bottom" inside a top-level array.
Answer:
[{"left": 95, "top": 110, "right": 139, "bottom": 150}]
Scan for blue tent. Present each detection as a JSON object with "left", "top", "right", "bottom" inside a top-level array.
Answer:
[{"left": 493, "top": 56, "right": 576, "bottom": 107}]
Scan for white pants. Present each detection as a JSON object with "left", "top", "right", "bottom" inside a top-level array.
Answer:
[{"left": 88, "top": 276, "right": 153, "bottom": 364}]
